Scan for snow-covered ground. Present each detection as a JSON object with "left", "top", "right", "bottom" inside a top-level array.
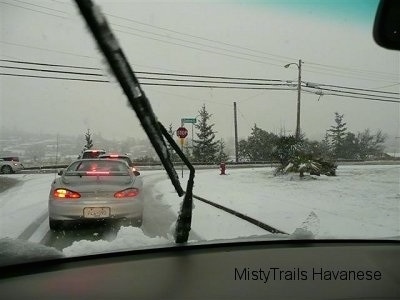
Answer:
[{"left": 0, "top": 165, "right": 399, "bottom": 259}]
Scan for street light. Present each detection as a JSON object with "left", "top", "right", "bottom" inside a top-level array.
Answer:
[{"left": 284, "top": 59, "right": 302, "bottom": 140}]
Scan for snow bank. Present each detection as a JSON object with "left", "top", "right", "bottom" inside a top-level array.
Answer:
[
  {"left": 62, "top": 226, "right": 173, "bottom": 257},
  {"left": 0, "top": 237, "right": 63, "bottom": 266}
]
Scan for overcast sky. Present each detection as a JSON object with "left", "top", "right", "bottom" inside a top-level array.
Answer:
[{"left": 1, "top": 0, "right": 399, "bottom": 146}]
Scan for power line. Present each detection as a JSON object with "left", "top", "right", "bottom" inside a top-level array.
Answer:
[
  {"left": 0, "top": 72, "right": 295, "bottom": 89},
  {"left": 138, "top": 76, "right": 288, "bottom": 86},
  {"left": 105, "top": 13, "right": 399, "bottom": 80},
  {"left": 105, "top": 12, "right": 296, "bottom": 62},
  {"left": 140, "top": 83, "right": 297, "bottom": 90},
  {"left": 302, "top": 88, "right": 400, "bottom": 104},
  {"left": 305, "top": 60, "right": 398, "bottom": 78},
  {"left": 0, "top": 72, "right": 108, "bottom": 82},
  {"left": 0, "top": 65, "right": 104, "bottom": 76},
  {"left": 48, "top": 0, "right": 384, "bottom": 77},
  {"left": 307, "top": 82, "right": 400, "bottom": 95},
  {"left": 146, "top": 87, "right": 231, "bottom": 107},
  {"left": 112, "top": 27, "right": 285, "bottom": 68},
  {"left": 109, "top": 21, "right": 290, "bottom": 66},
  {"left": 2, "top": 58, "right": 398, "bottom": 95},
  {"left": 0, "top": 64, "right": 290, "bottom": 85},
  {"left": 12, "top": 0, "right": 69, "bottom": 15},
  {"left": 2, "top": 71, "right": 399, "bottom": 104},
  {"left": 5, "top": 58, "right": 398, "bottom": 96},
  {"left": 0, "top": 40, "right": 95, "bottom": 59},
  {"left": 1, "top": 1, "right": 68, "bottom": 19},
  {"left": 1, "top": 58, "right": 399, "bottom": 101},
  {"left": 324, "top": 92, "right": 400, "bottom": 104},
  {"left": 373, "top": 82, "right": 400, "bottom": 90},
  {"left": 0, "top": 58, "right": 100, "bottom": 70},
  {"left": 237, "top": 107, "right": 253, "bottom": 130},
  {"left": 3, "top": 1, "right": 287, "bottom": 68},
  {"left": 4, "top": 0, "right": 396, "bottom": 83},
  {"left": 305, "top": 86, "right": 399, "bottom": 100},
  {"left": 135, "top": 71, "right": 283, "bottom": 82},
  {"left": 0, "top": 58, "right": 285, "bottom": 81},
  {"left": 302, "top": 67, "right": 398, "bottom": 84}
]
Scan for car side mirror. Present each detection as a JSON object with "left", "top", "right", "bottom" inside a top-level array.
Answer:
[
  {"left": 57, "top": 169, "right": 64, "bottom": 176},
  {"left": 373, "top": 0, "right": 400, "bottom": 50},
  {"left": 133, "top": 170, "right": 140, "bottom": 176}
]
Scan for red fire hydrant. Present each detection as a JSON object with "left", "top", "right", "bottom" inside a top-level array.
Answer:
[{"left": 220, "top": 162, "right": 226, "bottom": 175}]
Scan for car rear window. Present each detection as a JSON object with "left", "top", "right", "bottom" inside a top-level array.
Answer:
[
  {"left": 1, "top": 157, "right": 19, "bottom": 162},
  {"left": 99, "top": 155, "right": 132, "bottom": 165},
  {"left": 82, "top": 150, "right": 106, "bottom": 159},
  {"left": 65, "top": 160, "right": 129, "bottom": 175}
]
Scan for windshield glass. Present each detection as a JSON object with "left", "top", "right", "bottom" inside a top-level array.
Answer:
[{"left": 0, "top": 0, "right": 399, "bottom": 264}]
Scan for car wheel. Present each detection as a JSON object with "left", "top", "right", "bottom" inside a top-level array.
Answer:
[
  {"left": 1, "top": 165, "right": 13, "bottom": 174},
  {"left": 49, "top": 219, "right": 64, "bottom": 230}
]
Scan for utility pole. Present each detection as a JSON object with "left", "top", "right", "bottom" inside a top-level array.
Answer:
[
  {"left": 284, "top": 59, "right": 302, "bottom": 140},
  {"left": 296, "top": 59, "right": 302, "bottom": 140},
  {"left": 234, "top": 101, "right": 238, "bottom": 163}
]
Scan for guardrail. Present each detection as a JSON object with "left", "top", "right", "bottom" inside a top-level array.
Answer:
[{"left": 18, "top": 159, "right": 400, "bottom": 174}]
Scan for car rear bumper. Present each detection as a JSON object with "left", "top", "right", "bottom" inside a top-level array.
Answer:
[{"left": 49, "top": 197, "right": 143, "bottom": 221}]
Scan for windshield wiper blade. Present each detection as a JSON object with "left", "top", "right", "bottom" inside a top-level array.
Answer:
[
  {"left": 75, "top": 0, "right": 194, "bottom": 243},
  {"left": 159, "top": 123, "right": 195, "bottom": 243}
]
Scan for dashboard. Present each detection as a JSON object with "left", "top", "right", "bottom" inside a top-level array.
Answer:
[{"left": 1, "top": 240, "right": 399, "bottom": 299}]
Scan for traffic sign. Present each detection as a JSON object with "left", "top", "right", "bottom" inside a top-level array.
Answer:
[
  {"left": 176, "top": 127, "right": 188, "bottom": 138},
  {"left": 181, "top": 118, "right": 197, "bottom": 124}
]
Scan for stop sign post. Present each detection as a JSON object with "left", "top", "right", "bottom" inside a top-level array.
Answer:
[{"left": 176, "top": 127, "right": 188, "bottom": 178}]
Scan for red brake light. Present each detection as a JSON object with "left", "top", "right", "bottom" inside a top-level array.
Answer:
[
  {"left": 110, "top": 154, "right": 119, "bottom": 158},
  {"left": 86, "top": 171, "right": 110, "bottom": 175},
  {"left": 53, "top": 189, "right": 81, "bottom": 199},
  {"left": 114, "top": 188, "right": 139, "bottom": 198}
]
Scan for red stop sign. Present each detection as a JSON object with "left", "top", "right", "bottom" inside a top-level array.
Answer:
[{"left": 176, "top": 127, "right": 188, "bottom": 138}]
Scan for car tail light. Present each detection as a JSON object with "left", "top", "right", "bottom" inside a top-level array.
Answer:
[
  {"left": 114, "top": 188, "right": 139, "bottom": 198},
  {"left": 53, "top": 189, "right": 81, "bottom": 199},
  {"left": 110, "top": 154, "right": 119, "bottom": 158}
]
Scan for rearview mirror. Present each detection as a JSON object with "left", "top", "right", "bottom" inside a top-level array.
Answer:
[
  {"left": 133, "top": 171, "right": 140, "bottom": 176},
  {"left": 57, "top": 169, "right": 64, "bottom": 176},
  {"left": 373, "top": 0, "right": 400, "bottom": 50}
]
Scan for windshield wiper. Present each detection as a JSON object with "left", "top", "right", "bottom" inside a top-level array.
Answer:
[{"left": 74, "top": 0, "right": 194, "bottom": 243}]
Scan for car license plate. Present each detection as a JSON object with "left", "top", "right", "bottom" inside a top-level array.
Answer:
[{"left": 83, "top": 207, "right": 110, "bottom": 218}]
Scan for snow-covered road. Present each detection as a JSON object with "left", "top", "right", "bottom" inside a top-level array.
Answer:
[{"left": 0, "top": 165, "right": 399, "bottom": 257}]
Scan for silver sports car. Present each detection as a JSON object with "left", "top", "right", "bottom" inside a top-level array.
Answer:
[{"left": 48, "top": 159, "right": 143, "bottom": 230}]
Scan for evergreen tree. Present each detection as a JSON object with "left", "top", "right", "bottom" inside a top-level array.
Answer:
[
  {"left": 321, "top": 131, "right": 333, "bottom": 157},
  {"left": 216, "top": 139, "right": 229, "bottom": 163},
  {"left": 356, "top": 129, "right": 386, "bottom": 159},
  {"left": 84, "top": 129, "right": 93, "bottom": 150},
  {"left": 167, "top": 124, "right": 180, "bottom": 162},
  {"left": 238, "top": 139, "right": 250, "bottom": 162},
  {"left": 274, "top": 135, "right": 300, "bottom": 165},
  {"left": 192, "top": 105, "right": 219, "bottom": 163},
  {"left": 341, "top": 132, "right": 359, "bottom": 159},
  {"left": 327, "top": 112, "right": 347, "bottom": 158},
  {"left": 246, "top": 125, "right": 278, "bottom": 161}
]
